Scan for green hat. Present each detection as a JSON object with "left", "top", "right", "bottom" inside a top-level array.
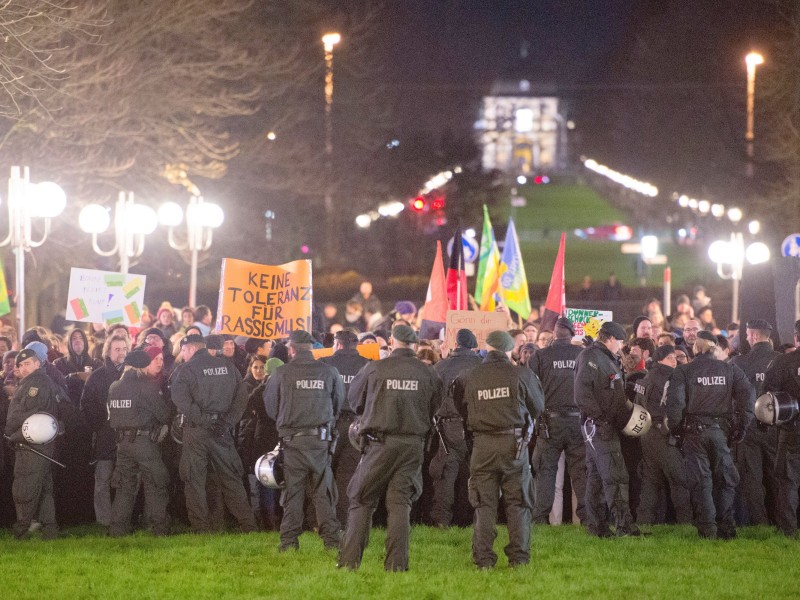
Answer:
[
  {"left": 486, "top": 330, "right": 514, "bottom": 352},
  {"left": 265, "top": 357, "right": 284, "bottom": 375},
  {"left": 289, "top": 330, "right": 315, "bottom": 345},
  {"left": 392, "top": 324, "right": 418, "bottom": 344},
  {"left": 599, "top": 321, "right": 627, "bottom": 341},
  {"left": 15, "top": 348, "right": 39, "bottom": 367},
  {"left": 697, "top": 330, "right": 717, "bottom": 343}
]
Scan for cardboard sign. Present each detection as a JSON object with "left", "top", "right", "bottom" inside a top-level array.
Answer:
[
  {"left": 65, "top": 268, "right": 147, "bottom": 326},
  {"left": 312, "top": 343, "right": 381, "bottom": 361},
  {"left": 216, "top": 258, "right": 312, "bottom": 339},
  {"left": 565, "top": 308, "right": 613, "bottom": 338},
  {"left": 444, "top": 310, "right": 509, "bottom": 350}
]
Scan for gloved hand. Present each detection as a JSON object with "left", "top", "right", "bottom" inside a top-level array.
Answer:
[
  {"left": 212, "top": 420, "right": 231, "bottom": 439},
  {"left": 729, "top": 425, "right": 747, "bottom": 445}
]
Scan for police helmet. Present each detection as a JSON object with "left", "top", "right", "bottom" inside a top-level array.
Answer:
[
  {"left": 621, "top": 403, "right": 652, "bottom": 437},
  {"left": 254, "top": 445, "right": 285, "bottom": 489},
  {"left": 755, "top": 391, "right": 799, "bottom": 426},
  {"left": 348, "top": 418, "right": 363, "bottom": 450},
  {"left": 170, "top": 414, "right": 185, "bottom": 445},
  {"left": 21, "top": 412, "right": 59, "bottom": 445}
]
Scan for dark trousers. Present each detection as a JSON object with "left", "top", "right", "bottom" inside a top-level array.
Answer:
[
  {"left": 683, "top": 427, "right": 739, "bottom": 538},
  {"left": 735, "top": 423, "right": 778, "bottom": 525},
  {"left": 776, "top": 426, "right": 800, "bottom": 536},
  {"left": 583, "top": 423, "right": 635, "bottom": 535},
  {"left": 532, "top": 417, "right": 586, "bottom": 524},
  {"left": 638, "top": 428, "right": 692, "bottom": 524},
  {"left": 11, "top": 445, "right": 58, "bottom": 539},
  {"left": 110, "top": 437, "right": 169, "bottom": 536},
  {"left": 339, "top": 436, "right": 424, "bottom": 571},
  {"left": 332, "top": 413, "right": 361, "bottom": 527},
  {"left": 429, "top": 419, "right": 470, "bottom": 527},
  {"left": 468, "top": 434, "right": 533, "bottom": 568},
  {"left": 279, "top": 435, "right": 339, "bottom": 549},
  {"left": 179, "top": 426, "right": 256, "bottom": 533}
]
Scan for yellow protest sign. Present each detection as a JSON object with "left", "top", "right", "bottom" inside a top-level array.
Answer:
[
  {"left": 216, "top": 258, "right": 312, "bottom": 339},
  {"left": 312, "top": 343, "right": 381, "bottom": 361}
]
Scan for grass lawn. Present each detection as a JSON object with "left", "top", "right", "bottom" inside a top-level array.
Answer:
[{"left": 1, "top": 524, "right": 798, "bottom": 599}]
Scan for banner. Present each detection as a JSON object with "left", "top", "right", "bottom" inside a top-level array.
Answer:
[
  {"left": 444, "top": 310, "right": 509, "bottom": 350},
  {"left": 312, "top": 343, "right": 380, "bottom": 361},
  {"left": 499, "top": 217, "right": 532, "bottom": 319},
  {"left": 65, "top": 268, "right": 147, "bottom": 326},
  {"left": 565, "top": 308, "right": 613, "bottom": 338},
  {"left": 216, "top": 258, "right": 312, "bottom": 339},
  {"left": 0, "top": 257, "right": 10, "bottom": 317},
  {"left": 475, "top": 204, "right": 501, "bottom": 311}
]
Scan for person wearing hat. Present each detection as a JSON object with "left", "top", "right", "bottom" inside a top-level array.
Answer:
[
  {"left": 452, "top": 329, "right": 544, "bottom": 568},
  {"left": 339, "top": 324, "right": 442, "bottom": 571},
  {"left": 634, "top": 345, "right": 691, "bottom": 525},
  {"left": 765, "top": 319, "right": 800, "bottom": 536},
  {"left": 263, "top": 329, "right": 344, "bottom": 550},
  {"left": 4, "top": 348, "right": 62, "bottom": 539},
  {"left": 575, "top": 320, "right": 642, "bottom": 537},
  {"left": 529, "top": 317, "right": 587, "bottom": 525},
  {"left": 428, "top": 328, "right": 483, "bottom": 528},
  {"left": 730, "top": 319, "right": 781, "bottom": 526},
  {"left": 319, "top": 328, "right": 370, "bottom": 527},
  {"left": 665, "top": 329, "right": 755, "bottom": 539},
  {"left": 171, "top": 333, "right": 256, "bottom": 533},
  {"left": 155, "top": 307, "right": 178, "bottom": 340},
  {"left": 106, "top": 350, "right": 172, "bottom": 536}
]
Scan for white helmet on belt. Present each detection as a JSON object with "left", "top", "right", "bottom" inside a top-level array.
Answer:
[
  {"left": 254, "top": 446, "right": 285, "bottom": 489},
  {"left": 622, "top": 403, "right": 652, "bottom": 437},
  {"left": 22, "top": 412, "right": 59, "bottom": 445},
  {"left": 755, "top": 391, "right": 799, "bottom": 426}
]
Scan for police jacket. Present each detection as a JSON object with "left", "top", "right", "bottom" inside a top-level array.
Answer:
[
  {"left": 634, "top": 362, "right": 673, "bottom": 421},
  {"left": 80, "top": 357, "right": 124, "bottom": 460},
  {"left": 4, "top": 368, "right": 60, "bottom": 438},
  {"left": 107, "top": 369, "right": 171, "bottom": 431},
  {"left": 665, "top": 352, "right": 754, "bottom": 429},
  {"left": 348, "top": 347, "right": 442, "bottom": 437},
  {"left": 171, "top": 348, "right": 248, "bottom": 428},
  {"left": 574, "top": 341, "right": 629, "bottom": 428},
  {"left": 528, "top": 338, "right": 582, "bottom": 411},
  {"left": 765, "top": 348, "right": 800, "bottom": 429},
  {"left": 455, "top": 350, "right": 544, "bottom": 433},
  {"left": 264, "top": 349, "right": 344, "bottom": 438},
  {"left": 433, "top": 347, "right": 482, "bottom": 418},
  {"left": 731, "top": 341, "right": 779, "bottom": 399},
  {"left": 320, "top": 348, "right": 370, "bottom": 410}
]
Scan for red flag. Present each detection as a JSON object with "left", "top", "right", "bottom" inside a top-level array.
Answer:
[
  {"left": 446, "top": 226, "right": 468, "bottom": 311},
  {"left": 540, "top": 232, "right": 566, "bottom": 332}
]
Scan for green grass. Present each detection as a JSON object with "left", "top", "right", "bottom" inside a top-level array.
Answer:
[{"left": 1, "top": 524, "right": 798, "bottom": 599}]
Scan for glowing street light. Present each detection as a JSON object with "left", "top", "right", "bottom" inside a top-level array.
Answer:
[
  {"left": 708, "top": 232, "right": 771, "bottom": 323},
  {"left": 322, "top": 32, "right": 341, "bottom": 254},
  {"left": 745, "top": 51, "right": 764, "bottom": 176}
]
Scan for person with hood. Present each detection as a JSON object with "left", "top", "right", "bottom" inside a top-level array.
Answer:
[{"left": 55, "top": 328, "right": 102, "bottom": 377}]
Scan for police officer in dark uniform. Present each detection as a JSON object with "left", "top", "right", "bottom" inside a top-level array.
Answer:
[
  {"left": 730, "top": 319, "right": 780, "bottom": 525},
  {"left": 339, "top": 325, "right": 442, "bottom": 572},
  {"left": 765, "top": 319, "right": 800, "bottom": 536},
  {"left": 171, "top": 334, "right": 256, "bottom": 533},
  {"left": 4, "top": 348, "right": 61, "bottom": 539},
  {"left": 454, "top": 330, "right": 544, "bottom": 569},
  {"left": 666, "top": 330, "right": 755, "bottom": 539},
  {"left": 264, "top": 330, "right": 344, "bottom": 551},
  {"left": 107, "top": 350, "right": 172, "bottom": 536},
  {"left": 635, "top": 345, "right": 691, "bottom": 524},
  {"left": 429, "top": 328, "right": 482, "bottom": 528},
  {"left": 319, "top": 328, "right": 369, "bottom": 526},
  {"left": 575, "top": 321, "right": 641, "bottom": 537},
  {"left": 529, "top": 317, "right": 585, "bottom": 524}
]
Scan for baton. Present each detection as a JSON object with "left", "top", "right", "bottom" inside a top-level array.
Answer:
[
  {"left": 4, "top": 435, "right": 66, "bottom": 469},
  {"left": 433, "top": 416, "right": 450, "bottom": 455}
]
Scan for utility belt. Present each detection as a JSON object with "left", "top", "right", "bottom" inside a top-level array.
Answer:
[
  {"left": 546, "top": 410, "right": 581, "bottom": 419},
  {"left": 282, "top": 426, "right": 333, "bottom": 444},
  {"left": 115, "top": 427, "right": 154, "bottom": 443},
  {"left": 437, "top": 416, "right": 463, "bottom": 423},
  {"left": 684, "top": 414, "right": 729, "bottom": 434},
  {"left": 187, "top": 412, "right": 223, "bottom": 428},
  {"left": 476, "top": 427, "right": 523, "bottom": 437},
  {"left": 361, "top": 432, "right": 425, "bottom": 446}
]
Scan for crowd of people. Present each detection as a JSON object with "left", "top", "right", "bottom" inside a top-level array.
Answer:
[{"left": 2, "top": 279, "right": 800, "bottom": 571}]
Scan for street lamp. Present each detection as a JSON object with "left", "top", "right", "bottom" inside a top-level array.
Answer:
[
  {"left": 159, "top": 196, "right": 224, "bottom": 307},
  {"left": 322, "top": 32, "right": 341, "bottom": 255},
  {"left": 745, "top": 51, "right": 764, "bottom": 176},
  {"left": 79, "top": 191, "right": 158, "bottom": 274},
  {"left": 708, "top": 232, "right": 770, "bottom": 323},
  {"left": 0, "top": 166, "right": 66, "bottom": 334}
]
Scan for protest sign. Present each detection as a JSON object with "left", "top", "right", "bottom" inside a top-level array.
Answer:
[
  {"left": 65, "top": 268, "right": 147, "bottom": 326},
  {"left": 216, "top": 258, "right": 312, "bottom": 339},
  {"left": 312, "top": 343, "right": 381, "bottom": 361},
  {"left": 565, "top": 308, "right": 613, "bottom": 338},
  {"left": 444, "top": 310, "right": 509, "bottom": 350}
]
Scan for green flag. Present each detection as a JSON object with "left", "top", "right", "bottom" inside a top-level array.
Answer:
[
  {"left": 0, "top": 257, "right": 10, "bottom": 317},
  {"left": 474, "top": 205, "right": 501, "bottom": 311}
]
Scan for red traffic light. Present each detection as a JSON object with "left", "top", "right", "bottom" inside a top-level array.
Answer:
[
  {"left": 412, "top": 196, "right": 426, "bottom": 212},
  {"left": 431, "top": 195, "right": 446, "bottom": 211}
]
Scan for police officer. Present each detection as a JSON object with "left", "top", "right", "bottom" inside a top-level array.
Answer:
[
  {"left": 454, "top": 330, "right": 543, "bottom": 569},
  {"left": 635, "top": 345, "right": 691, "bottom": 524},
  {"left": 666, "top": 330, "right": 755, "bottom": 539},
  {"left": 107, "top": 350, "right": 171, "bottom": 536},
  {"left": 319, "top": 328, "right": 369, "bottom": 527},
  {"left": 4, "top": 348, "right": 61, "bottom": 539},
  {"left": 264, "top": 330, "right": 344, "bottom": 551},
  {"left": 429, "top": 328, "right": 482, "bottom": 528},
  {"left": 575, "top": 321, "right": 641, "bottom": 537},
  {"left": 765, "top": 319, "right": 800, "bottom": 536},
  {"left": 730, "top": 319, "right": 780, "bottom": 525},
  {"left": 171, "top": 334, "right": 256, "bottom": 533},
  {"left": 339, "top": 325, "right": 442, "bottom": 572},
  {"left": 529, "top": 317, "right": 586, "bottom": 525}
]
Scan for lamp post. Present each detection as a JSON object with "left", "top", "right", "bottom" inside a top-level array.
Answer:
[
  {"left": 79, "top": 191, "right": 158, "bottom": 274},
  {"left": 708, "top": 231, "right": 770, "bottom": 323},
  {"left": 322, "top": 32, "right": 341, "bottom": 255},
  {"left": 0, "top": 166, "right": 66, "bottom": 335},
  {"left": 745, "top": 51, "right": 764, "bottom": 176},
  {"left": 158, "top": 196, "right": 224, "bottom": 307}
]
